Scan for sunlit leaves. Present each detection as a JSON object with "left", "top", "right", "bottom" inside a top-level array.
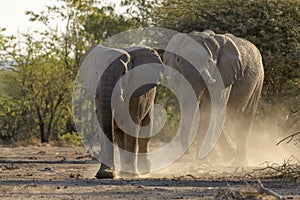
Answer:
[{"left": 156, "top": 0, "right": 299, "bottom": 101}]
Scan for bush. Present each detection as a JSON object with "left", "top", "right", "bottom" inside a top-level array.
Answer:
[{"left": 59, "top": 132, "right": 82, "bottom": 146}]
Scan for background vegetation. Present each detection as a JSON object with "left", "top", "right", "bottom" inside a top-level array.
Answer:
[{"left": 0, "top": 0, "right": 299, "bottom": 145}]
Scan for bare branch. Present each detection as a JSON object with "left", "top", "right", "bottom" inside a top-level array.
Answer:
[
  {"left": 276, "top": 131, "right": 300, "bottom": 146},
  {"left": 257, "top": 180, "right": 284, "bottom": 200}
]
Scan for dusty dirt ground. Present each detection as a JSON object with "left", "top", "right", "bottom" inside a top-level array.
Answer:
[{"left": 0, "top": 145, "right": 299, "bottom": 199}]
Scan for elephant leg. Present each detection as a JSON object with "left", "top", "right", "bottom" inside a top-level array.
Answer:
[
  {"left": 231, "top": 116, "right": 250, "bottom": 166},
  {"left": 196, "top": 92, "right": 219, "bottom": 164},
  {"left": 115, "top": 128, "right": 125, "bottom": 149},
  {"left": 114, "top": 128, "right": 125, "bottom": 172},
  {"left": 118, "top": 133, "right": 138, "bottom": 175},
  {"left": 231, "top": 83, "right": 262, "bottom": 167},
  {"left": 197, "top": 89, "right": 236, "bottom": 166},
  {"left": 137, "top": 114, "right": 151, "bottom": 174},
  {"left": 115, "top": 128, "right": 139, "bottom": 177},
  {"left": 216, "top": 129, "right": 235, "bottom": 164},
  {"left": 137, "top": 138, "right": 151, "bottom": 173},
  {"left": 180, "top": 100, "right": 200, "bottom": 154},
  {"left": 95, "top": 122, "right": 115, "bottom": 179},
  {"left": 95, "top": 163, "right": 115, "bottom": 179}
]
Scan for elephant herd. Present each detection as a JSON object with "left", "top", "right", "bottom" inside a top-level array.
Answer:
[{"left": 79, "top": 30, "right": 264, "bottom": 179}]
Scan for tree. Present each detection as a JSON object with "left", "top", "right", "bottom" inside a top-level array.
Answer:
[
  {"left": 0, "top": 0, "right": 141, "bottom": 144},
  {"left": 83, "top": 6, "right": 138, "bottom": 44},
  {"left": 121, "top": 0, "right": 160, "bottom": 26}
]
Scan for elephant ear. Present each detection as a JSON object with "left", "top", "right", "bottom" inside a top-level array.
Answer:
[
  {"left": 125, "top": 46, "right": 164, "bottom": 97},
  {"left": 213, "top": 34, "right": 243, "bottom": 87}
]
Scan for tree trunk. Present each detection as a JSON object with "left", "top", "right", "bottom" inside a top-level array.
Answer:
[
  {"left": 35, "top": 104, "right": 48, "bottom": 143},
  {"left": 40, "top": 121, "right": 48, "bottom": 143}
]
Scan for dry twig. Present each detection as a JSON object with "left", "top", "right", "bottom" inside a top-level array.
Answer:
[
  {"left": 256, "top": 179, "right": 284, "bottom": 199},
  {"left": 216, "top": 179, "right": 285, "bottom": 199},
  {"left": 276, "top": 131, "right": 300, "bottom": 146},
  {"left": 172, "top": 174, "right": 198, "bottom": 179},
  {"left": 253, "top": 156, "right": 300, "bottom": 181}
]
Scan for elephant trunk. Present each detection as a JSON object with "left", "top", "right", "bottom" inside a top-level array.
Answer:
[
  {"left": 95, "top": 77, "right": 115, "bottom": 167},
  {"left": 95, "top": 55, "right": 128, "bottom": 168}
]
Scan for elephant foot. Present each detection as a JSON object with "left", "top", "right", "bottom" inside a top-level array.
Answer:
[
  {"left": 118, "top": 171, "right": 139, "bottom": 179},
  {"left": 95, "top": 164, "right": 115, "bottom": 179},
  {"left": 137, "top": 157, "right": 151, "bottom": 174},
  {"left": 95, "top": 168, "right": 115, "bottom": 179}
]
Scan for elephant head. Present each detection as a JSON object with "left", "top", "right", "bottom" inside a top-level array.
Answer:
[
  {"left": 118, "top": 45, "right": 164, "bottom": 100},
  {"left": 163, "top": 30, "right": 242, "bottom": 95},
  {"left": 79, "top": 45, "right": 130, "bottom": 99},
  {"left": 80, "top": 45, "right": 164, "bottom": 126},
  {"left": 110, "top": 45, "right": 164, "bottom": 134}
]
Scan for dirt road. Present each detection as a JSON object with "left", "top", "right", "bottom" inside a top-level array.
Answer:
[{"left": 0, "top": 145, "right": 299, "bottom": 199}]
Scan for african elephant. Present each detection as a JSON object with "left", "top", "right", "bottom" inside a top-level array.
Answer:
[
  {"left": 80, "top": 45, "right": 164, "bottom": 179},
  {"left": 163, "top": 30, "right": 264, "bottom": 166}
]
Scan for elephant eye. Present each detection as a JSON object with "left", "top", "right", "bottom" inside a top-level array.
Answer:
[{"left": 176, "top": 56, "right": 180, "bottom": 63}]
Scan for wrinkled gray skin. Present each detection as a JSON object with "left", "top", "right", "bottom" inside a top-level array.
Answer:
[
  {"left": 163, "top": 30, "right": 264, "bottom": 166},
  {"left": 90, "top": 45, "right": 164, "bottom": 179}
]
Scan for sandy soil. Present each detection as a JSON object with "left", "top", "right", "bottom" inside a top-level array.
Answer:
[{"left": 0, "top": 145, "right": 299, "bottom": 199}]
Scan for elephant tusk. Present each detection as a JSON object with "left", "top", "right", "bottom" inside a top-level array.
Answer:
[
  {"left": 207, "top": 79, "right": 216, "bottom": 84},
  {"left": 119, "top": 94, "right": 125, "bottom": 102},
  {"left": 119, "top": 88, "right": 125, "bottom": 102},
  {"left": 159, "top": 71, "right": 164, "bottom": 82}
]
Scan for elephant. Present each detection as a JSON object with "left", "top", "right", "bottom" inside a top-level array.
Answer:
[
  {"left": 163, "top": 30, "right": 264, "bottom": 166},
  {"left": 79, "top": 45, "right": 164, "bottom": 179}
]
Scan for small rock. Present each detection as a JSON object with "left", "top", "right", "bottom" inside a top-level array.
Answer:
[{"left": 69, "top": 173, "right": 82, "bottom": 179}]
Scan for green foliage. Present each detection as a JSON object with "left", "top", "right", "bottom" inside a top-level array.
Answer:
[
  {"left": 0, "top": 0, "right": 92, "bottom": 144},
  {"left": 0, "top": 97, "right": 33, "bottom": 143},
  {"left": 59, "top": 132, "right": 82, "bottom": 146},
  {"left": 0, "top": 0, "right": 142, "bottom": 145},
  {"left": 155, "top": 0, "right": 300, "bottom": 133},
  {"left": 0, "top": 32, "right": 73, "bottom": 144},
  {"left": 155, "top": 0, "right": 299, "bottom": 97},
  {"left": 83, "top": 6, "right": 139, "bottom": 44},
  {"left": 154, "top": 85, "right": 180, "bottom": 142},
  {"left": 0, "top": 70, "right": 17, "bottom": 99},
  {"left": 121, "top": 0, "right": 160, "bottom": 26}
]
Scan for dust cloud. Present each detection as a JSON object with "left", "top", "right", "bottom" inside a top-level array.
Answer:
[
  {"left": 247, "top": 120, "right": 299, "bottom": 166},
  {"left": 145, "top": 117, "right": 299, "bottom": 178},
  {"left": 84, "top": 111, "right": 299, "bottom": 179}
]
